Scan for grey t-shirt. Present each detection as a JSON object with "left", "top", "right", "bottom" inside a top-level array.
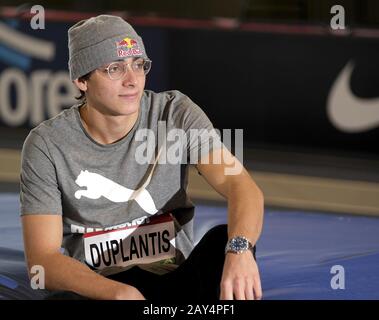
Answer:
[{"left": 20, "top": 90, "right": 219, "bottom": 276}]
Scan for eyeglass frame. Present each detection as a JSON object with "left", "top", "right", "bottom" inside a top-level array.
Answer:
[{"left": 99, "top": 58, "right": 152, "bottom": 80}]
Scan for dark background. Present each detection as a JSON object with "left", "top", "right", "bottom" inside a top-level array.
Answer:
[{"left": 0, "top": 0, "right": 379, "bottom": 159}]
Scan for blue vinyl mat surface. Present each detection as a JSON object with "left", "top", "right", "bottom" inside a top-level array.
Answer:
[{"left": 1, "top": 193, "right": 379, "bottom": 300}]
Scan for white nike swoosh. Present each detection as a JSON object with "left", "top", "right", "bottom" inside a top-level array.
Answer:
[
  {"left": 0, "top": 21, "right": 55, "bottom": 61},
  {"left": 327, "top": 61, "right": 379, "bottom": 133}
]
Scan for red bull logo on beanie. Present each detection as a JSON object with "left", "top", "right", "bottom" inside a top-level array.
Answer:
[{"left": 116, "top": 37, "right": 142, "bottom": 57}]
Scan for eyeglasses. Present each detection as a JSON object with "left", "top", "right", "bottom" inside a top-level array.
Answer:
[{"left": 101, "top": 58, "right": 152, "bottom": 80}]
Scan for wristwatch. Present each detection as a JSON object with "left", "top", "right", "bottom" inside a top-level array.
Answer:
[{"left": 225, "top": 236, "right": 254, "bottom": 255}]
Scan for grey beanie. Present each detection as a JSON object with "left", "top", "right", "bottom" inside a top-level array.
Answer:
[{"left": 68, "top": 15, "right": 148, "bottom": 80}]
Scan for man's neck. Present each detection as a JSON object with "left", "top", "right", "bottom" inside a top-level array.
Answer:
[{"left": 79, "top": 104, "right": 139, "bottom": 145}]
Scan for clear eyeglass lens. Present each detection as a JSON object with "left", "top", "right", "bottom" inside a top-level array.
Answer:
[
  {"left": 142, "top": 60, "right": 152, "bottom": 75},
  {"left": 107, "top": 64, "right": 124, "bottom": 79},
  {"left": 106, "top": 59, "right": 152, "bottom": 80}
]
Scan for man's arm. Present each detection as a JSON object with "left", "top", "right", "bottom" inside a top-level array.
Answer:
[
  {"left": 195, "top": 147, "right": 264, "bottom": 300},
  {"left": 22, "top": 214, "right": 145, "bottom": 300}
]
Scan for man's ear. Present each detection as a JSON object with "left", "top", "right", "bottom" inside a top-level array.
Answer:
[{"left": 73, "top": 78, "right": 88, "bottom": 92}]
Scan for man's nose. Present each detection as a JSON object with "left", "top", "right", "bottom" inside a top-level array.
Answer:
[{"left": 122, "top": 65, "right": 138, "bottom": 86}]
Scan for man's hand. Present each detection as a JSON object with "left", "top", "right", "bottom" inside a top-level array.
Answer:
[
  {"left": 115, "top": 284, "right": 146, "bottom": 300},
  {"left": 220, "top": 251, "right": 262, "bottom": 300}
]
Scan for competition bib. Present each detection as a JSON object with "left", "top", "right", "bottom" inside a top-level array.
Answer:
[{"left": 84, "top": 213, "right": 176, "bottom": 271}]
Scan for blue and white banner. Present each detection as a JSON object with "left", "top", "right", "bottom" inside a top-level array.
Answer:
[
  {"left": 1, "top": 14, "right": 378, "bottom": 156},
  {"left": 0, "top": 18, "right": 76, "bottom": 127}
]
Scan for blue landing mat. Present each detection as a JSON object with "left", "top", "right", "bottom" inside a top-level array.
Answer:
[{"left": 1, "top": 194, "right": 379, "bottom": 299}]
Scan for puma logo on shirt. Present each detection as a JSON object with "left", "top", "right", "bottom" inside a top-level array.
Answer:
[{"left": 74, "top": 170, "right": 158, "bottom": 215}]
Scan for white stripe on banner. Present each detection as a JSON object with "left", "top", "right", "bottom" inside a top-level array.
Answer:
[{"left": 0, "top": 21, "right": 55, "bottom": 61}]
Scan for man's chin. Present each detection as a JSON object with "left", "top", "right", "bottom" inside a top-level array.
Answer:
[{"left": 118, "top": 103, "right": 140, "bottom": 116}]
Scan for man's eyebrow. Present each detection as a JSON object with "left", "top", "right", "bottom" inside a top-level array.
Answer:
[
  {"left": 100, "top": 57, "right": 143, "bottom": 68},
  {"left": 120, "top": 57, "right": 143, "bottom": 63},
  {"left": 100, "top": 59, "right": 125, "bottom": 68}
]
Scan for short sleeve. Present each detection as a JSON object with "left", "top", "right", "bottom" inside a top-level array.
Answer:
[{"left": 20, "top": 131, "right": 62, "bottom": 216}]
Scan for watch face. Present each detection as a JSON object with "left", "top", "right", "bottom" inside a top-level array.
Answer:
[{"left": 230, "top": 237, "right": 248, "bottom": 251}]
